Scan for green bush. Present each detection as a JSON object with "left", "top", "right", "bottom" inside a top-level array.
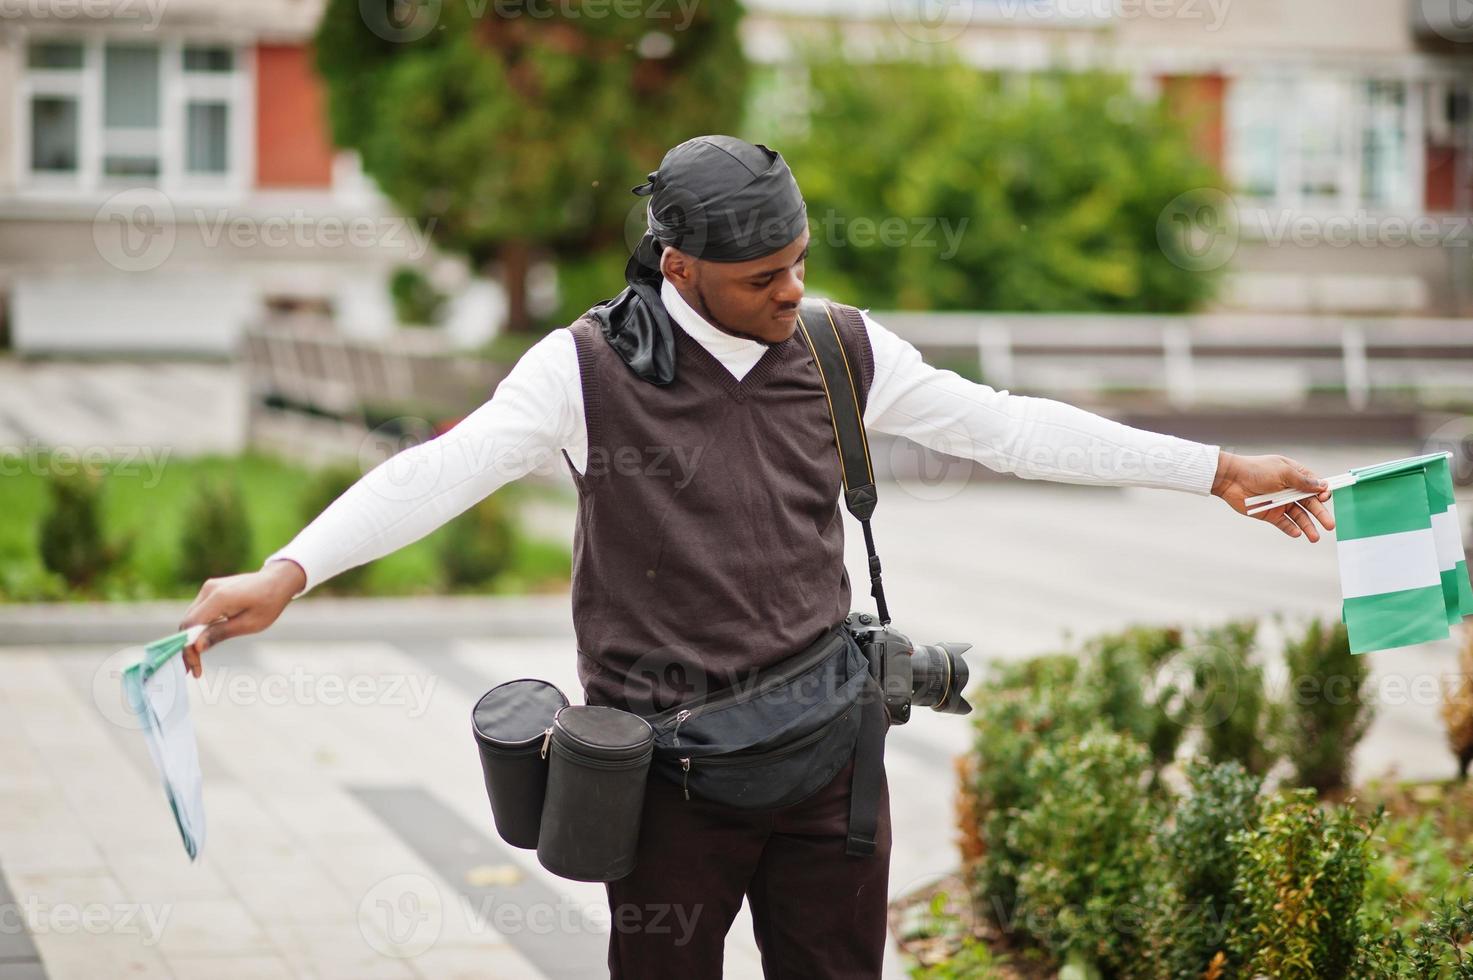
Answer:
[
  {"left": 439, "top": 494, "right": 514, "bottom": 589},
  {"left": 1187, "top": 621, "right": 1284, "bottom": 777},
  {"left": 38, "top": 467, "right": 129, "bottom": 590},
  {"left": 178, "top": 477, "right": 252, "bottom": 584},
  {"left": 1283, "top": 618, "right": 1373, "bottom": 795},
  {"left": 1149, "top": 760, "right": 1262, "bottom": 979},
  {"left": 1077, "top": 626, "right": 1186, "bottom": 769},
  {"left": 297, "top": 464, "right": 373, "bottom": 594},
  {"left": 971, "top": 660, "right": 1097, "bottom": 919},
  {"left": 389, "top": 265, "right": 447, "bottom": 326},
  {"left": 775, "top": 59, "right": 1224, "bottom": 314},
  {"left": 1007, "top": 727, "right": 1161, "bottom": 975},
  {"left": 1231, "top": 790, "right": 1378, "bottom": 979}
]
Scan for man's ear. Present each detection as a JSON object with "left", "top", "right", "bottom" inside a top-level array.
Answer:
[{"left": 660, "top": 246, "right": 696, "bottom": 287}]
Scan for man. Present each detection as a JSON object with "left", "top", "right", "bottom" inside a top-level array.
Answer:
[{"left": 180, "top": 136, "right": 1333, "bottom": 978}]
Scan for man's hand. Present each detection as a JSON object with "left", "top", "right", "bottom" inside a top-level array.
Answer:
[
  {"left": 1212, "top": 452, "right": 1335, "bottom": 542},
  {"left": 177, "top": 559, "right": 306, "bottom": 677}
]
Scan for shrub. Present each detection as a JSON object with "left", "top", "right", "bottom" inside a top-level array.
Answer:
[
  {"left": 388, "top": 265, "right": 447, "bottom": 326},
  {"left": 439, "top": 494, "right": 514, "bottom": 588},
  {"left": 298, "top": 464, "right": 372, "bottom": 594},
  {"left": 1077, "top": 625, "right": 1186, "bottom": 769},
  {"left": 1006, "top": 727, "right": 1161, "bottom": 975},
  {"left": 1186, "top": 621, "right": 1283, "bottom": 777},
  {"left": 178, "top": 477, "right": 252, "bottom": 584},
  {"left": 1230, "top": 790, "right": 1378, "bottom": 979},
  {"left": 970, "top": 660, "right": 1097, "bottom": 920},
  {"left": 1282, "top": 618, "right": 1373, "bottom": 795},
  {"left": 1149, "top": 760, "right": 1263, "bottom": 979},
  {"left": 38, "top": 467, "right": 128, "bottom": 589}
]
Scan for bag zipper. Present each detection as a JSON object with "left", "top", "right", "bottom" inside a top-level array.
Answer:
[
  {"left": 539, "top": 727, "right": 553, "bottom": 760},
  {"left": 672, "top": 709, "right": 691, "bottom": 747},
  {"left": 648, "top": 627, "right": 850, "bottom": 732},
  {"left": 680, "top": 757, "right": 691, "bottom": 800},
  {"left": 695, "top": 712, "right": 848, "bottom": 766}
]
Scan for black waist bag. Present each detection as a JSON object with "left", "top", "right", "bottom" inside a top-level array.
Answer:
[{"left": 645, "top": 624, "right": 871, "bottom": 811}]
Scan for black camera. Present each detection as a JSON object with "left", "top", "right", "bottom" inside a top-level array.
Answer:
[{"left": 844, "top": 612, "right": 972, "bottom": 725}]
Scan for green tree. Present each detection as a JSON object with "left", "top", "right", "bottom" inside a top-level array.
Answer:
[
  {"left": 314, "top": 0, "right": 750, "bottom": 333},
  {"left": 772, "top": 56, "right": 1224, "bottom": 314}
]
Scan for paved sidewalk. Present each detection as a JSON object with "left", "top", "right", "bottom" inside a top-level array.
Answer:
[
  {"left": 0, "top": 360, "right": 246, "bottom": 458},
  {"left": 1, "top": 449, "right": 1466, "bottom": 978}
]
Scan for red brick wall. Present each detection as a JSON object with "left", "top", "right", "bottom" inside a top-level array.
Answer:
[
  {"left": 1160, "top": 74, "right": 1226, "bottom": 173},
  {"left": 255, "top": 44, "right": 335, "bottom": 188}
]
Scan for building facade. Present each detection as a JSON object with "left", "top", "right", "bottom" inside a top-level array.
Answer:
[
  {"left": 0, "top": 0, "right": 474, "bottom": 355},
  {"left": 1, "top": 0, "right": 1469, "bottom": 356},
  {"left": 744, "top": 0, "right": 1473, "bottom": 315}
]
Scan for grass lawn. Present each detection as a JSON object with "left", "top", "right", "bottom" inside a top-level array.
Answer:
[{"left": 0, "top": 450, "right": 571, "bottom": 602}]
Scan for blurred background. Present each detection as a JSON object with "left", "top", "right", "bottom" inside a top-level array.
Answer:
[{"left": 2, "top": 2, "right": 1473, "bottom": 978}]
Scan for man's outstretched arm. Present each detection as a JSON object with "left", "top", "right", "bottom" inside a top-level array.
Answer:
[
  {"left": 176, "top": 329, "right": 582, "bottom": 674},
  {"left": 859, "top": 312, "right": 1334, "bottom": 541}
]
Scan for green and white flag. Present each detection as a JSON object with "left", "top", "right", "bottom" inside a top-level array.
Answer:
[{"left": 1333, "top": 452, "right": 1473, "bottom": 654}]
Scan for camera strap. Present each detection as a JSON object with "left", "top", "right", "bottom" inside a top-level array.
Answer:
[
  {"left": 794, "top": 299, "right": 891, "bottom": 626},
  {"left": 795, "top": 297, "right": 889, "bottom": 857}
]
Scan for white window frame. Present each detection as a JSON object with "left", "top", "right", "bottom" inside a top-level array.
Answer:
[
  {"left": 14, "top": 32, "right": 255, "bottom": 204},
  {"left": 1226, "top": 68, "right": 1428, "bottom": 217}
]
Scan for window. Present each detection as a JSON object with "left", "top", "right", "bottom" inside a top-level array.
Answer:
[
  {"left": 18, "top": 37, "right": 248, "bottom": 194},
  {"left": 103, "top": 43, "right": 162, "bottom": 179},
  {"left": 186, "top": 102, "right": 229, "bottom": 174},
  {"left": 30, "top": 96, "right": 78, "bottom": 173},
  {"left": 183, "top": 45, "right": 234, "bottom": 73},
  {"left": 1227, "top": 73, "right": 1419, "bottom": 212},
  {"left": 1362, "top": 81, "right": 1411, "bottom": 209},
  {"left": 28, "top": 42, "right": 83, "bottom": 70}
]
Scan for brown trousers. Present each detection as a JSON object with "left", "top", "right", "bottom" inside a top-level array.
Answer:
[{"left": 604, "top": 756, "right": 892, "bottom": 979}]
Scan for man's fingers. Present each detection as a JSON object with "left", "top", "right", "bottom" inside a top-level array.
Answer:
[
  {"left": 1300, "top": 494, "right": 1335, "bottom": 531},
  {"left": 1272, "top": 511, "right": 1302, "bottom": 538},
  {"left": 1286, "top": 502, "right": 1320, "bottom": 542}
]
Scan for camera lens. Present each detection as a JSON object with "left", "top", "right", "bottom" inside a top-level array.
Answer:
[{"left": 910, "top": 642, "right": 972, "bottom": 715}]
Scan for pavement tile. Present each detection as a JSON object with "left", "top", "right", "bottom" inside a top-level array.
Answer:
[
  {"left": 407, "top": 943, "right": 545, "bottom": 980},
  {"left": 261, "top": 919, "right": 417, "bottom": 980},
  {"left": 159, "top": 953, "right": 296, "bottom": 980},
  {"left": 147, "top": 897, "right": 273, "bottom": 958}
]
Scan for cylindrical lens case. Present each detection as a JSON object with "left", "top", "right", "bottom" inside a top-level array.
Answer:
[
  {"left": 536, "top": 705, "right": 654, "bottom": 882},
  {"left": 471, "top": 679, "right": 569, "bottom": 849}
]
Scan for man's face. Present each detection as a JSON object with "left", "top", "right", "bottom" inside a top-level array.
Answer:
[{"left": 661, "top": 229, "right": 810, "bottom": 345}]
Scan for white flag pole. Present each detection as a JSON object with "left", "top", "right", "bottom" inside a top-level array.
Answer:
[{"left": 1245, "top": 472, "right": 1357, "bottom": 516}]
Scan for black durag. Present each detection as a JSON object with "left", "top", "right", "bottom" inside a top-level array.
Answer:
[{"left": 587, "top": 135, "right": 808, "bottom": 386}]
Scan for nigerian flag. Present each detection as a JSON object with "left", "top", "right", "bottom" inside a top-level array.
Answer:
[{"left": 1334, "top": 452, "right": 1473, "bottom": 654}]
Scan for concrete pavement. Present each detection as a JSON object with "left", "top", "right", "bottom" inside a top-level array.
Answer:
[{"left": 1, "top": 444, "right": 1467, "bottom": 978}]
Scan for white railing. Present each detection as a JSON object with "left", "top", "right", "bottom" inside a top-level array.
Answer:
[{"left": 875, "top": 312, "right": 1473, "bottom": 409}]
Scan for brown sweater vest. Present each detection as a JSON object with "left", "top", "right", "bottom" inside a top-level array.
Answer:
[{"left": 563, "top": 304, "right": 875, "bottom": 714}]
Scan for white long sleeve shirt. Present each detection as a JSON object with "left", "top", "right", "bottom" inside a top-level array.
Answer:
[{"left": 264, "top": 280, "right": 1220, "bottom": 597}]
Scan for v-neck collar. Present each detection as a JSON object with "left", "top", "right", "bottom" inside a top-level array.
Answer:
[{"left": 673, "top": 325, "right": 790, "bottom": 396}]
